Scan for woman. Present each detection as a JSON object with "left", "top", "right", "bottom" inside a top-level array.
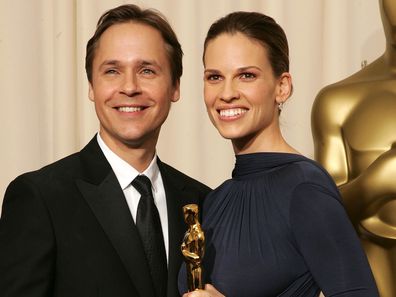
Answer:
[{"left": 179, "top": 11, "right": 379, "bottom": 297}]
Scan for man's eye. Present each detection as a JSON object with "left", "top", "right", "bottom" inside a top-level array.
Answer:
[
  {"left": 141, "top": 68, "right": 155, "bottom": 75},
  {"left": 105, "top": 69, "right": 118, "bottom": 75}
]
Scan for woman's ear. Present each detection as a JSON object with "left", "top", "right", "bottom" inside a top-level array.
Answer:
[{"left": 275, "top": 72, "right": 292, "bottom": 104}]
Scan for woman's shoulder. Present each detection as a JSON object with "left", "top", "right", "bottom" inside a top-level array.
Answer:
[
  {"left": 270, "top": 155, "right": 341, "bottom": 207},
  {"left": 285, "top": 156, "right": 337, "bottom": 188},
  {"left": 282, "top": 157, "right": 344, "bottom": 209}
]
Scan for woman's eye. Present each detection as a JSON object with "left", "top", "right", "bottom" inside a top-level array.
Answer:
[
  {"left": 207, "top": 74, "right": 221, "bottom": 81},
  {"left": 240, "top": 72, "right": 256, "bottom": 79}
]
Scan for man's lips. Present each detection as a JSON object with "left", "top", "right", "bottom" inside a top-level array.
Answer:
[{"left": 116, "top": 106, "right": 145, "bottom": 112}]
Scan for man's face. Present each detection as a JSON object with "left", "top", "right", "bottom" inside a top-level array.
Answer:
[{"left": 89, "top": 22, "right": 180, "bottom": 151}]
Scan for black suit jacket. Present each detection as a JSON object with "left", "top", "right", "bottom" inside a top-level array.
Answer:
[{"left": 0, "top": 137, "right": 211, "bottom": 297}]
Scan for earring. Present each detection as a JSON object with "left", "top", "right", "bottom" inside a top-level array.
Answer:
[{"left": 278, "top": 102, "right": 284, "bottom": 111}]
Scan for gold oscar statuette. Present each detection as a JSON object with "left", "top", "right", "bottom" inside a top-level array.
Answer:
[
  {"left": 181, "top": 204, "right": 205, "bottom": 292},
  {"left": 312, "top": 1, "right": 396, "bottom": 295}
]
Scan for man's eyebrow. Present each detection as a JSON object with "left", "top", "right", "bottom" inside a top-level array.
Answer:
[
  {"left": 98, "top": 60, "right": 120, "bottom": 68},
  {"left": 139, "top": 59, "right": 162, "bottom": 69}
]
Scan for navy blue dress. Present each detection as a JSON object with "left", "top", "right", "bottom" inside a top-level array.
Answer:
[{"left": 178, "top": 153, "right": 378, "bottom": 297}]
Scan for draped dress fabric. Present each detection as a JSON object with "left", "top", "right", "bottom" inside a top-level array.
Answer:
[{"left": 178, "top": 153, "right": 378, "bottom": 297}]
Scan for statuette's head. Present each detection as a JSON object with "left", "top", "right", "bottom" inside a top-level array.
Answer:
[{"left": 183, "top": 204, "right": 199, "bottom": 225}]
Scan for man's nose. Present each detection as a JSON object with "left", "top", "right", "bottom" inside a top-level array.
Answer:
[{"left": 120, "top": 73, "right": 141, "bottom": 96}]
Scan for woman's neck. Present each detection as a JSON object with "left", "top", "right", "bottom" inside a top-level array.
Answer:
[{"left": 232, "top": 129, "right": 299, "bottom": 155}]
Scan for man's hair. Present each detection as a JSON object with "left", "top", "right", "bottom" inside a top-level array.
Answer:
[{"left": 85, "top": 4, "right": 183, "bottom": 86}]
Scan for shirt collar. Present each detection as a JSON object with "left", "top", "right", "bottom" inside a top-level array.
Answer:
[{"left": 96, "top": 133, "right": 160, "bottom": 192}]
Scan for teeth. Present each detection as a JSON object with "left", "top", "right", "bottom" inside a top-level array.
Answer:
[
  {"left": 118, "top": 106, "right": 143, "bottom": 112},
  {"left": 219, "top": 108, "right": 247, "bottom": 117}
]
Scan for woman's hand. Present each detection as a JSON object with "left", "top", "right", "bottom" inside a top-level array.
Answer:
[{"left": 182, "top": 284, "right": 225, "bottom": 297}]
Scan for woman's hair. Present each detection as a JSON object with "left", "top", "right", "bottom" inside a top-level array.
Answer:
[
  {"left": 203, "top": 11, "right": 289, "bottom": 78},
  {"left": 85, "top": 4, "right": 183, "bottom": 86}
]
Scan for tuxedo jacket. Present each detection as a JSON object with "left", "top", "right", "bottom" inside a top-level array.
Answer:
[{"left": 0, "top": 137, "right": 211, "bottom": 297}]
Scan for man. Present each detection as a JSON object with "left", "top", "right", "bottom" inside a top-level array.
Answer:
[{"left": 0, "top": 4, "right": 210, "bottom": 297}]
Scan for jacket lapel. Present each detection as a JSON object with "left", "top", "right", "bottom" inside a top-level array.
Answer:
[
  {"left": 162, "top": 173, "right": 185, "bottom": 297},
  {"left": 76, "top": 137, "right": 156, "bottom": 297},
  {"left": 158, "top": 159, "right": 202, "bottom": 297}
]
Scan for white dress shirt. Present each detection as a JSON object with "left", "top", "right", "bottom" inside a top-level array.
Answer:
[{"left": 97, "top": 134, "right": 169, "bottom": 262}]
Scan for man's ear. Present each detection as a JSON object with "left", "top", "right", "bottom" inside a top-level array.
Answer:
[
  {"left": 275, "top": 72, "right": 292, "bottom": 104},
  {"left": 88, "top": 83, "right": 94, "bottom": 102},
  {"left": 171, "top": 80, "right": 180, "bottom": 103}
]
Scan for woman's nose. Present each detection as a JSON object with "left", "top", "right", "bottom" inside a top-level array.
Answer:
[{"left": 219, "top": 80, "right": 240, "bottom": 102}]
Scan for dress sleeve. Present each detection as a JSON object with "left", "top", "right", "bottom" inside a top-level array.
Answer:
[
  {"left": 289, "top": 182, "right": 379, "bottom": 297},
  {"left": 0, "top": 175, "right": 55, "bottom": 296}
]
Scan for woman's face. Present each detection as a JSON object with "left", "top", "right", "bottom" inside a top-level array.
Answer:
[{"left": 203, "top": 32, "right": 290, "bottom": 150}]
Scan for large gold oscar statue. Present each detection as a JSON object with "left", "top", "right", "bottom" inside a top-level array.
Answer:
[
  {"left": 181, "top": 204, "right": 205, "bottom": 292},
  {"left": 312, "top": 1, "right": 396, "bottom": 296}
]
